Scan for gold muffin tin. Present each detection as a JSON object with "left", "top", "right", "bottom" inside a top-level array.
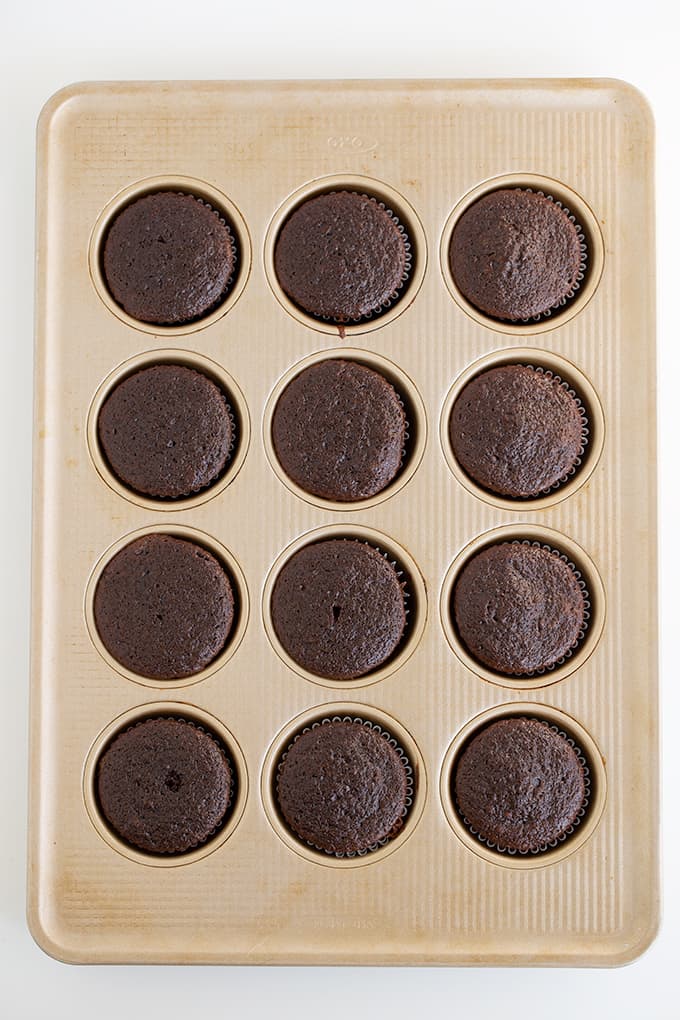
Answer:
[{"left": 29, "top": 79, "right": 657, "bottom": 965}]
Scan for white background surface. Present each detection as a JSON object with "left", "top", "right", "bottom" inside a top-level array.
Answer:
[{"left": 1, "top": 1, "right": 676, "bottom": 1016}]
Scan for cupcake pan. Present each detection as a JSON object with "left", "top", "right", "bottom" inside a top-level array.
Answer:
[{"left": 29, "top": 79, "right": 657, "bottom": 965}]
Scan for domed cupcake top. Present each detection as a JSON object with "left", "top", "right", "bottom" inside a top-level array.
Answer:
[
  {"left": 97, "top": 717, "right": 232, "bottom": 854},
  {"left": 271, "top": 539, "right": 407, "bottom": 680},
  {"left": 94, "top": 533, "right": 234, "bottom": 680},
  {"left": 98, "top": 363, "right": 234, "bottom": 499},
  {"left": 453, "top": 542, "right": 585, "bottom": 675},
  {"left": 272, "top": 359, "right": 406, "bottom": 502},
  {"left": 449, "top": 189, "right": 582, "bottom": 321},
  {"left": 276, "top": 718, "right": 409, "bottom": 855},
  {"left": 454, "top": 717, "right": 586, "bottom": 853},
  {"left": 103, "top": 192, "right": 235, "bottom": 325},
  {"left": 450, "top": 364, "right": 584, "bottom": 498},
  {"left": 274, "top": 191, "right": 409, "bottom": 322}
]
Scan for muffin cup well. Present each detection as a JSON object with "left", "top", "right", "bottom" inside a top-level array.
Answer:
[
  {"left": 262, "top": 524, "right": 427, "bottom": 690},
  {"left": 454, "top": 717, "right": 591, "bottom": 855},
  {"left": 264, "top": 174, "right": 427, "bottom": 337},
  {"left": 87, "top": 349, "right": 250, "bottom": 512},
  {"left": 263, "top": 348, "right": 427, "bottom": 512},
  {"left": 453, "top": 539, "right": 591, "bottom": 679},
  {"left": 97, "top": 716, "right": 236, "bottom": 854},
  {"left": 440, "top": 703, "right": 606, "bottom": 870},
  {"left": 452, "top": 187, "right": 588, "bottom": 325},
  {"left": 89, "top": 175, "right": 252, "bottom": 336},
  {"left": 440, "top": 524, "right": 605, "bottom": 690},
  {"left": 440, "top": 173, "right": 604, "bottom": 336},
  {"left": 276, "top": 715, "right": 415, "bottom": 858},
  {"left": 440, "top": 348, "right": 605, "bottom": 512},
  {"left": 261, "top": 703, "right": 427, "bottom": 869},
  {"left": 84, "top": 525, "right": 249, "bottom": 689},
  {"left": 104, "top": 190, "right": 241, "bottom": 324},
  {"left": 83, "top": 703, "right": 248, "bottom": 868},
  {"left": 458, "top": 367, "right": 589, "bottom": 498}
]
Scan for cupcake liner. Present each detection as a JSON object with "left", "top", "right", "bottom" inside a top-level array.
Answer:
[
  {"left": 276, "top": 715, "right": 415, "bottom": 858},
  {"left": 358, "top": 539, "right": 414, "bottom": 653},
  {"left": 222, "top": 401, "right": 238, "bottom": 466},
  {"left": 97, "top": 715, "right": 236, "bottom": 856},
  {"left": 392, "top": 387, "right": 413, "bottom": 476},
  {"left": 311, "top": 190, "right": 413, "bottom": 326},
  {"left": 505, "top": 540, "right": 591, "bottom": 677},
  {"left": 509, "top": 188, "right": 588, "bottom": 324},
  {"left": 454, "top": 716, "right": 592, "bottom": 855}
]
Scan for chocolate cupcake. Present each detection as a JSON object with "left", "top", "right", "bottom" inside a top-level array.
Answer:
[
  {"left": 276, "top": 718, "right": 409, "bottom": 855},
  {"left": 450, "top": 365, "right": 585, "bottom": 498},
  {"left": 274, "top": 191, "right": 409, "bottom": 322},
  {"left": 98, "top": 364, "right": 235, "bottom": 499},
  {"left": 454, "top": 717, "right": 587, "bottom": 853},
  {"left": 93, "top": 533, "right": 235, "bottom": 680},
  {"left": 453, "top": 542, "right": 586, "bottom": 675},
  {"left": 103, "top": 192, "right": 236, "bottom": 325},
  {"left": 97, "top": 717, "right": 232, "bottom": 854},
  {"left": 449, "top": 189, "right": 583, "bottom": 321},
  {"left": 271, "top": 539, "right": 407, "bottom": 680},
  {"left": 272, "top": 359, "right": 407, "bottom": 502}
]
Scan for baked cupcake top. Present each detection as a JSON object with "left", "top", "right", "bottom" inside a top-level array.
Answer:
[
  {"left": 454, "top": 717, "right": 586, "bottom": 853},
  {"left": 271, "top": 539, "right": 407, "bottom": 680},
  {"left": 450, "top": 365, "right": 584, "bottom": 498},
  {"left": 274, "top": 191, "right": 408, "bottom": 322},
  {"left": 98, "top": 364, "right": 234, "bottom": 499},
  {"left": 103, "top": 192, "right": 235, "bottom": 325},
  {"left": 97, "top": 717, "right": 232, "bottom": 854},
  {"left": 93, "top": 534, "right": 234, "bottom": 680},
  {"left": 272, "top": 359, "right": 406, "bottom": 502},
  {"left": 276, "top": 719, "right": 409, "bottom": 854},
  {"left": 449, "top": 189, "right": 582, "bottom": 321},
  {"left": 453, "top": 542, "right": 585, "bottom": 675}
]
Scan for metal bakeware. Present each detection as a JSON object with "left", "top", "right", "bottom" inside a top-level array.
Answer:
[{"left": 28, "top": 78, "right": 657, "bottom": 965}]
